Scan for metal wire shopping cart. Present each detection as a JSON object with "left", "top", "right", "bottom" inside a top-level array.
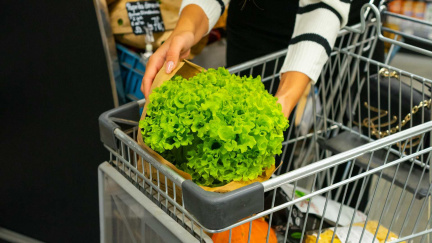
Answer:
[{"left": 97, "top": 3, "right": 432, "bottom": 243}]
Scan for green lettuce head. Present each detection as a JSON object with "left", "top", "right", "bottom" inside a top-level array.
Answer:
[{"left": 139, "top": 67, "right": 289, "bottom": 186}]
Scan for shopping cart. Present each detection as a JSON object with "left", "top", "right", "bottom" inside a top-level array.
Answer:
[{"left": 97, "top": 2, "right": 432, "bottom": 243}]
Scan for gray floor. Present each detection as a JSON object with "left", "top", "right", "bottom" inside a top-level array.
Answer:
[
  {"left": 390, "top": 53, "right": 432, "bottom": 80},
  {"left": 192, "top": 39, "right": 227, "bottom": 69},
  {"left": 390, "top": 53, "right": 432, "bottom": 100}
]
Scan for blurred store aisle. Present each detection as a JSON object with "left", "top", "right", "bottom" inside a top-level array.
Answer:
[{"left": 391, "top": 52, "right": 432, "bottom": 80}]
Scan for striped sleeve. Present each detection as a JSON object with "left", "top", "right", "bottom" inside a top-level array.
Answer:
[
  {"left": 280, "top": 0, "right": 351, "bottom": 82},
  {"left": 179, "top": 0, "right": 230, "bottom": 34}
]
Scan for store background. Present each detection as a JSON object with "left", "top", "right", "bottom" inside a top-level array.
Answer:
[{"left": 0, "top": 1, "right": 112, "bottom": 242}]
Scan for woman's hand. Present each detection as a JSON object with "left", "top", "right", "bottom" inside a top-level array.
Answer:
[
  {"left": 140, "top": 5, "right": 209, "bottom": 100},
  {"left": 275, "top": 71, "right": 311, "bottom": 119},
  {"left": 141, "top": 31, "right": 195, "bottom": 99}
]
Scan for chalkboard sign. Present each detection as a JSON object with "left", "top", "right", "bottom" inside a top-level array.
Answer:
[{"left": 126, "top": 1, "right": 165, "bottom": 35}]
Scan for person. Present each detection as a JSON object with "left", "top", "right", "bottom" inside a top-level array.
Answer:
[{"left": 141, "top": 0, "right": 355, "bottom": 119}]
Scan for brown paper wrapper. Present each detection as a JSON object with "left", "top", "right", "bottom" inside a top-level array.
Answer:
[{"left": 136, "top": 60, "right": 276, "bottom": 198}]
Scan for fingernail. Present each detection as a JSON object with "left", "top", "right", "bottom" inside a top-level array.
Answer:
[{"left": 166, "top": 61, "right": 174, "bottom": 73}]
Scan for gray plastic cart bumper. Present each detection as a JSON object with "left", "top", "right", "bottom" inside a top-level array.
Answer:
[
  {"left": 182, "top": 180, "right": 264, "bottom": 230},
  {"left": 99, "top": 101, "right": 140, "bottom": 150}
]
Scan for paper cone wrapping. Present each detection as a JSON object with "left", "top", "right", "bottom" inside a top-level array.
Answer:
[{"left": 136, "top": 60, "right": 276, "bottom": 200}]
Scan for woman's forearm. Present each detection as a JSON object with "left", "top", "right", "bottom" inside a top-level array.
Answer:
[
  {"left": 275, "top": 71, "right": 311, "bottom": 118},
  {"left": 171, "top": 4, "right": 209, "bottom": 45}
]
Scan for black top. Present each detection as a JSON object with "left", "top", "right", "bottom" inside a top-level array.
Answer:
[
  {"left": 226, "top": 0, "right": 298, "bottom": 66},
  {"left": 226, "top": 0, "right": 376, "bottom": 66}
]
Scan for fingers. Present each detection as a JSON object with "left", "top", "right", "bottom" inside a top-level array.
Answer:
[
  {"left": 165, "top": 36, "right": 187, "bottom": 74},
  {"left": 140, "top": 32, "right": 194, "bottom": 100},
  {"left": 180, "top": 49, "right": 191, "bottom": 60},
  {"left": 142, "top": 52, "right": 165, "bottom": 100}
]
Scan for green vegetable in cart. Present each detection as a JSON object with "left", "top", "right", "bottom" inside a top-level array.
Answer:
[{"left": 139, "top": 67, "right": 289, "bottom": 187}]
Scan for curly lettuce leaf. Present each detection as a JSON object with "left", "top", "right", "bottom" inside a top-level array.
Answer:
[{"left": 139, "top": 67, "right": 289, "bottom": 187}]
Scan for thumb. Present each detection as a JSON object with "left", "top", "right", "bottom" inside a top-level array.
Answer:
[{"left": 165, "top": 36, "right": 186, "bottom": 74}]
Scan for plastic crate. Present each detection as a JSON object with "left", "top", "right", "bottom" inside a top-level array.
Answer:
[{"left": 116, "top": 44, "right": 145, "bottom": 103}]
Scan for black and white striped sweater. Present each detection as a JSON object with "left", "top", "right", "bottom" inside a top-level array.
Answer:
[{"left": 180, "top": 0, "right": 351, "bottom": 82}]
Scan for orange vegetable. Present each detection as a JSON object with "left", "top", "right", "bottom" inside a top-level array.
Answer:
[{"left": 212, "top": 218, "right": 278, "bottom": 243}]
